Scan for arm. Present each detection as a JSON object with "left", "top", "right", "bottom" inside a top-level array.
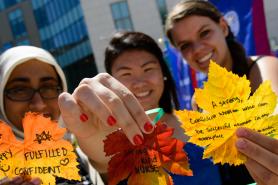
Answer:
[
  {"left": 249, "top": 56, "right": 278, "bottom": 114},
  {"left": 58, "top": 73, "right": 153, "bottom": 174}
]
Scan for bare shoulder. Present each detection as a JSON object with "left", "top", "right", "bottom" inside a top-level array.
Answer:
[
  {"left": 250, "top": 55, "right": 278, "bottom": 75},
  {"left": 250, "top": 55, "right": 278, "bottom": 67},
  {"left": 249, "top": 55, "right": 278, "bottom": 94}
]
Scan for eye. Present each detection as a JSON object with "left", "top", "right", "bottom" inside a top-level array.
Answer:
[
  {"left": 7, "top": 87, "right": 30, "bottom": 94},
  {"left": 39, "top": 86, "right": 62, "bottom": 98},
  {"left": 120, "top": 72, "right": 131, "bottom": 77},
  {"left": 144, "top": 67, "right": 154, "bottom": 72},
  {"left": 200, "top": 29, "right": 210, "bottom": 39},
  {"left": 180, "top": 42, "right": 192, "bottom": 52},
  {"left": 5, "top": 87, "right": 33, "bottom": 98}
]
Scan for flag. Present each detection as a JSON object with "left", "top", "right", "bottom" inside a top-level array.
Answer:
[
  {"left": 164, "top": 39, "right": 206, "bottom": 110},
  {"left": 209, "top": 0, "right": 271, "bottom": 55}
]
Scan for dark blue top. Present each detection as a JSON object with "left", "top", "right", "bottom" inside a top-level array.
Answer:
[{"left": 171, "top": 143, "right": 222, "bottom": 185}]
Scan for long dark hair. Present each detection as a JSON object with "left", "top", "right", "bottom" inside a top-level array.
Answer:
[
  {"left": 104, "top": 31, "right": 179, "bottom": 113},
  {"left": 165, "top": 0, "right": 249, "bottom": 76}
]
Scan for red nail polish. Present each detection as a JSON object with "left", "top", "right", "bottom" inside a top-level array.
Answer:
[
  {"left": 80, "top": 113, "right": 88, "bottom": 122},
  {"left": 144, "top": 121, "right": 153, "bottom": 132},
  {"left": 160, "top": 123, "right": 167, "bottom": 129},
  {"left": 107, "top": 115, "right": 117, "bottom": 126},
  {"left": 133, "top": 135, "right": 144, "bottom": 145}
]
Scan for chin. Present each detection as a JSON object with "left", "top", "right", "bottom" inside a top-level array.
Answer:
[
  {"left": 145, "top": 105, "right": 159, "bottom": 112},
  {"left": 197, "top": 67, "right": 208, "bottom": 74}
]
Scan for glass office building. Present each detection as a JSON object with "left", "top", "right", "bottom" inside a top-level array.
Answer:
[{"left": 0, "top": 0, "right": 97, "bottom": 92}]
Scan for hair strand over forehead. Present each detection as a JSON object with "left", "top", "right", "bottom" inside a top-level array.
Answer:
[
  {"left": 165, "top": 0, "right": 222, "bottom": 47},
  {"left": 165, "top": 0, "right": 249, "bottom": 77}
]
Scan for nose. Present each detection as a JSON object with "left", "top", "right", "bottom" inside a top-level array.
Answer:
[
  {"left": 29, "top": 92, "right": 47, "bottom": 112},
  {"left": 192, "top": 41, "right": 204, "bottom": 54},
  {"left": 131, "top": 76, "right": 147, "bottom": 89}
]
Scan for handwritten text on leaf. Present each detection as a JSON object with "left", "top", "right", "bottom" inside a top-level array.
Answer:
[
  {"left": 175, "top": 61, "right": 278, "bottom": 165},
  {"left": 0, "top": 113, "right": 80, "bottom": 185}
]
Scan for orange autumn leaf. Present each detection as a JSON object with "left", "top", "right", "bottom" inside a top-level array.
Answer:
[
  {"left": 104, "top": 122, "right": 192, "bottom": 185},
  {"left": 0, "top": 112, "right": 80, "bottom": 185},
  {"left": 175, "top": 61, "right": 278, "bottom": 166}
]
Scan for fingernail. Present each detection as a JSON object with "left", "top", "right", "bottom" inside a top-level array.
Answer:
[
  {"left": 133, "top": 134, "right": 144, "bottom": 145},
  {"left": 11, "top": 176, "right": 23, "bottom": 183},
  {"left": 161, "top": 122, "right": 168, "bottom": 129},
  {"left": 31, "top": 178, "right": 41, "bottom": 185},
  {"left": 236, "top": 138, "right": 247, "bottom": 149},
  {"left": 236, "top": 128, "right": 248, "bottom": 137},
  {"left": 144, "top": 121, "right": 153, "bottom": 132},
  {"left": 107, "top": 115, "right": 117, "bottom": 126},
  {"left": 0, "top": 177, "right": 9, "bottom": 183},
  {"left": 80, "top": 113, "right": 88, "bottom": 122}
]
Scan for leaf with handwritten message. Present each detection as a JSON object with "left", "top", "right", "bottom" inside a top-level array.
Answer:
[
  {"left": 0, "top": 112, "right": 80, "bottom": 184},
  {"left": 175, "top": 61, "right": 278, "bottom": 165},
  {"left": 104, "top": 122, "right": 192, "bottom": 185}
]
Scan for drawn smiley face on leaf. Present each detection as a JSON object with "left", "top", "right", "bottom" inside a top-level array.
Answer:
[{"left": 60, "top": 158, "right": 69, "bottom": 166}]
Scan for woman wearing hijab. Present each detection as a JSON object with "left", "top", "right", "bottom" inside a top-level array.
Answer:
[{"left": 0, "top": 46, "right": 103, "bottom": 185}]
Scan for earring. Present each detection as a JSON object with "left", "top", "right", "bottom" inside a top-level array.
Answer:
[{"left": 163, "top": 76, "right": 167, "bottom": 81}]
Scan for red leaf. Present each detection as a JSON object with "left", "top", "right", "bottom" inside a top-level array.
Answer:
[{"left": 104, "top": 122, "right": 192, "bottom": 185}]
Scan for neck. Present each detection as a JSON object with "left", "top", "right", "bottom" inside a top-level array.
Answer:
[{"left": 224, "top": 50, "right": 233, "bottom": 72}]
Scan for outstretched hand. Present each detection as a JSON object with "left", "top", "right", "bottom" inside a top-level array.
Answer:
[
  {"left": 236, "top": 128, "right": 278, "bottom": 185},
  {"left": 58, "top": 73, "right": 153, "bottom": 171}
]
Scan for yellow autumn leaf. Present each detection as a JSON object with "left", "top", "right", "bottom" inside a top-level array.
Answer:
[
  {"left": 0, "top": 112, "right": 80, "bottom": 185},
  {"left": 175, "top": 61, "right": 278, "bottom": 165}
]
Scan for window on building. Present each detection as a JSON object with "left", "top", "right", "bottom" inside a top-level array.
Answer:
[
  {"left": 156, "top": 0, "right": 168, "bottom": 25},
  {"left": 8, "top": 9, "right": 27, "bottom": 39},
  {"left": 0, "top": 1, "right": 5, "bottom": 11},
  {"left": 4, "top": 0, "right": 22, "bottom": 9},
  {"left": 110, "top": 1, "right": 133, "bottom": 31}
]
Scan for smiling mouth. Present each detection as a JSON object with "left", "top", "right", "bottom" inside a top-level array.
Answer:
[
  {"left": 197, "top": 52, "right": 213, "bottom": 63},
  {"left": 135, "top": 91, "right": 151, "bottom": 98}
]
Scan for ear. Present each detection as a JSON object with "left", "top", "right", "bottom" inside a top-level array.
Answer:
[{"left": 219, "top": 17, "right": 229, "bottom": 37}]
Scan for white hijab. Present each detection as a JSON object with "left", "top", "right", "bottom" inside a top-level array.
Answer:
[{"left": 0, "top": 46, "right": 67, "bottom": 138}]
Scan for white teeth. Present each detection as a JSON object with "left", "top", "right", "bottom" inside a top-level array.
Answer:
[
  {"left": 135, "top": 91, "right": 150, "bottom": 97},
  {"left": 198, "top": 52, "right": 213, "bottom": 63}
]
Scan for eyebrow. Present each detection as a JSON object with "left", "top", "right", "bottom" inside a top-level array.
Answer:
[
  {"left": 115, "top": 60, "right": 158, "bottom": 72},
  {"left": 141, "top": 60, "right": 158, "bottom": 67},
  {"left": 177, "top": 24, "right": 210, "bottom": 47},
  {"left": 6, "top": 76, "right": 58, "bottom": 85},
  {"left": 40, "top": 76, "right": 59, "bottom": 82}
]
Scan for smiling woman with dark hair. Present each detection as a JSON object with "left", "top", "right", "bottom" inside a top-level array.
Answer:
[
  {"left": 104, "top": 31, "right": 179, "bottom": 114},
  {"left": 58, "top": 31, "right": 224, "bottom": 185},
  {"left": 165, "top": 0, "right": 278, "bottom": 184}
]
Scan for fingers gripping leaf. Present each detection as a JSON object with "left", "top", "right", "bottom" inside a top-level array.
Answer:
[{"left": 176, "top": 61, "right": 278, "bottom": 165}]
